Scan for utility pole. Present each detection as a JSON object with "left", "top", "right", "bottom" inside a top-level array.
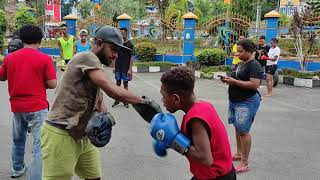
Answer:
[{"left": 255, "top": 0, "right": 261, "bottom": 33}]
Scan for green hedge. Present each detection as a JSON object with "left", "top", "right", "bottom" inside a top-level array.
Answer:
[
  {"left": 133, "top": 61, "right": 177, "bottom": 67},
  {"left": 199, "top": 65, "right": 232, "bottom": 79},
  {"left": 196, "top": 48, "right": 226, "bottom": 66},
  {"left": 0, "top": 10, "right": 7, "bottom": 54},
  {"left": 281, "top": 68, "right": 320, "bottom": 79},
  {"left": 200, "top": 65, "right": 232, "bottom": 73},
  {"left": 135, "top": 42, "right": 157, "bottom": 62},
  {"left": 133, "top": 37, "right": 157, "bottom": 44}
]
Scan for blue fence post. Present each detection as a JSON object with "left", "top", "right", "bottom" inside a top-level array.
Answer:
[
  {"left": 117, "top": 13, "right": 132, "bottom": 39},
  {"left": 264, "top": 10, "right": 281, "bottom": 43},
  {"left": 182, "top": 12, "right": 198, "bottom": 63},
  {"left": 63, "top": 14, "right": 78, "bottom": 37}
]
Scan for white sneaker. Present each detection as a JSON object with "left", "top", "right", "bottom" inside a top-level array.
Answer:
[{"left": 10, "top": 166, "right": 26, "bottom": 178}]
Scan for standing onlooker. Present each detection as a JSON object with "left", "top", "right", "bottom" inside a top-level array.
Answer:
[
  {"left": 261, "top": 38, "right": 280, "bottom": 97},
  {"left": 6, "top": 30, "right": 23, "bottom": 56},
  {"left": 75, "top": 29, "right": 91, "bottom": 53},
  {"left": 0, "top": 24, "right": 57, "bottom": 179},
  {"left": 255, "top": 35, "right": 270, "bottom": 68},
  {"left": 231, "top": 36, "right": 245, "bottom": 70},
  {"left": 112, "top": 27, "right": 134, "bottom": 108},
  {"left": 221, "top": 39, "right": 263, "bottom": 173},
  {"left": 58, "top": 24, "right": 74, "bottom": 71}
]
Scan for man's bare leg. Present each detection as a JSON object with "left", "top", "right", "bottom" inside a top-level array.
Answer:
[{"left": 265, "top": 74, "right": 273, "bottom": 96}]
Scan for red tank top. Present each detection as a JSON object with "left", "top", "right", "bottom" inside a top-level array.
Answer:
[{"left": 181, "top": 101, "right": 233, "bottom": 180}]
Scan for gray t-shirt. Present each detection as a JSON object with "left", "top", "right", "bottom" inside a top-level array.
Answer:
[{"left": 48, "top": 51, "right": 103, "bottom": 139}]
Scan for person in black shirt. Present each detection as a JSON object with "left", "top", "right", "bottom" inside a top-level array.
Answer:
[
  {"left": 221, "top": 39, "right": 263, "bottom": 174},
  {"left": 255, "top": 35, "right": 270, "bottom": 68},
  {"left": 112, "top": 27, "right": 134, "bottom": 108}
]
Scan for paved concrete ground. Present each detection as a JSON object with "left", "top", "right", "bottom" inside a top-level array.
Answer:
[{"left": 0, "top": 68, "right": 319, "bottom": 180}]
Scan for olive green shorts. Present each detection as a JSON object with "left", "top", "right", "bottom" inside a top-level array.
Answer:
[{"left": 41, "top": 122, "right": 102, "bottom": 180}]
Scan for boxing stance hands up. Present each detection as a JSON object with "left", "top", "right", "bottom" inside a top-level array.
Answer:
[{"left": 150, "top": 113, "right": 191, "bottom": 156}]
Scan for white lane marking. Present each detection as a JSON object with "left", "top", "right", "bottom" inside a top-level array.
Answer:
[{"left": 133, "top": 73, "right": 160, "bottom": 90}]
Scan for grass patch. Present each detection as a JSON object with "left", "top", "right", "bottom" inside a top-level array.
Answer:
[
  {"left": 199, "top": 65, "right": 232, "bottom": 79},
  {"left": 133, "top": 61, "right": 177, "bottom": 67},
  {"left": 281, "top": 68, "right": 320, "bottom": 79},
  {"left": 200, "top": 65, "right": 232, "bottom": 73}
]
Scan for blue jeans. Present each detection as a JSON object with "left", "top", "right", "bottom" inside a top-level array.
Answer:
[
  {"left": 12, "top": 109, "right": 48, "bottom": 180},
  {"left": 228, "top": 93, "right": 260, "bottom": 133}
]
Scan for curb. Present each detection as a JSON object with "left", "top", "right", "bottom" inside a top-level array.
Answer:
[
  {"left": 195, "top": 71, "right": 320, "bottom": 88},
  {"left": 279, "top": 75, "right": 320, "bottom": 88},
  {"left": 132, "top": 66, "right": 173, "bottom": 73}
]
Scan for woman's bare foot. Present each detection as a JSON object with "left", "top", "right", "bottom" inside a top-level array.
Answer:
[
  {"left": 232, "top": 153, "right": 241, "bottom": 161},
  {"left": 263, "top": 93, "right": 272, "bottom": 97}
]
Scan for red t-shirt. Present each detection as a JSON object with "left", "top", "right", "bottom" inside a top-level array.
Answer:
[
  {"left": 181, "top": 101, "right": 233, "bottom": 180},
  {"left": 0, "top": 48, "right": 56, "bottom": 112}
]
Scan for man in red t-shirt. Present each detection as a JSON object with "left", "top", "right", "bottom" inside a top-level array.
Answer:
[
  {"left": 158, "top": 67, "right": 235, "bottom": 180},
  {"left": 0, "top": 24, "right": 57, "bottom": 179}
]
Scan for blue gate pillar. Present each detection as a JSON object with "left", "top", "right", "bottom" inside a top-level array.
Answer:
[
  {"left": 264, "top": 10, "right": 281, "bottom": 43},
  {"left": 63, "top": 14, "right": 78, "bottom": 36},
  {"left": 182, "top": 12, "right": 198, "bottom": 63},
  {"left": 117, "top": 13, "right": 132, "bottom": 38}
]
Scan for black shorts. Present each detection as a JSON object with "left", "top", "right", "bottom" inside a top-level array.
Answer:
[
  {"left": 64, "top": 59, "right": 71, "bottom": 64},
  {"left": 191, "top": 167, "right": 236, "bottom": 180},
  {"left": 265, "top": 65, "right": 277, "bottom": 75}
]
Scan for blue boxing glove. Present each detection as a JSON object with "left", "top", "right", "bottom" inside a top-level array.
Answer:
[
  {"left": 150, "top": 113, "right": 191, "bottom": 155},
  {"left": 153, "top": 140, "right": 168, "bottom": 157}
]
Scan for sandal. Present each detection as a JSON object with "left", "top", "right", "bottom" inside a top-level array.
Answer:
[{"left": 235, "top": 165, "right": 250, "bottom": 174}]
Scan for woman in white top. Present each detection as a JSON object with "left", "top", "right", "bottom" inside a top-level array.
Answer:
[{"left": 261, "top": 38, "right": 280, "bottom": 97}]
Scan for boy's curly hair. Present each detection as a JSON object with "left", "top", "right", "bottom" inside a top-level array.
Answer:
[
  {"left": 20, "top": 24, "right": 43, "bottom": 44},
  {"left": 161, "top": 67, "right": 195, "bottom": 96}
]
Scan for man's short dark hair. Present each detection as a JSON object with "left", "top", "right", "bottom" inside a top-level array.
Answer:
[
  {"left": 19, "top": 24, "right": 43, "bottom": 44},
  {"left": 259, "top": 35, "right": 266, "bottom": 40},
  {"left": 237, "top": 39, "right": 256, "bottom": 53},
  {"left": 120, "top": 27, "right": 128, "bottom": 32},
  {"left": 161, "top": 67, "right": 195, "bottom": 96},
  {"left": 271, "top": 38, "right": 278, "bottom": 44},
  {"left": 60, "top": 24, "right": 67, "bottom": 27}
]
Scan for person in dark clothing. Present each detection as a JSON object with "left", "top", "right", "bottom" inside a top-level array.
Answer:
[
  {"left": 112, "top": 27, "right": 134, "bottom": 108},
  {"left": 255, "top": 35, "right": 270, "bottom": 68},
  {"left": 7, "top": 30, "right": 23, "bottom": 54},
  {"left": 221, "top": 39, "right": 263, "bottom": 174}
]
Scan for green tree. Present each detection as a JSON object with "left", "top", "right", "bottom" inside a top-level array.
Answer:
[
  {"left": 165, "top": 0, "right": 203, "bottom": 22},
  {"left": 61, "top": 0, "right": 79, "bottom": 18},
  {"left": 194, "top": 0, "right": 226, "bottom": 22},
  {"left": 0, "top": 0, "right": 6, "bottom": 10},
  {"left": 306, "top": 0, "right": 320, "bottom": 13},
  {"left": 261, "top": 0, "right": 278, "bottom": 19},
  {"left": 13, "top": 8, "right": 37, "bottom": 31},
  {"left": 77, "top": 1, "right": 93, "bottom": 19},
  {"left": 232, "top": 0, "right": 256, "bottom": 19},
  {"left": 151, "top": 0, "right": 170, "bottom": 18},
  {"left": 279, "top": 13, "right": 290, "bottom": 26},
  {"left": 0, "top": 9, "right": 7, "bottom": 54},
  {"left": 99, "top": 0, "right": 147, "bottom": 20}
]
